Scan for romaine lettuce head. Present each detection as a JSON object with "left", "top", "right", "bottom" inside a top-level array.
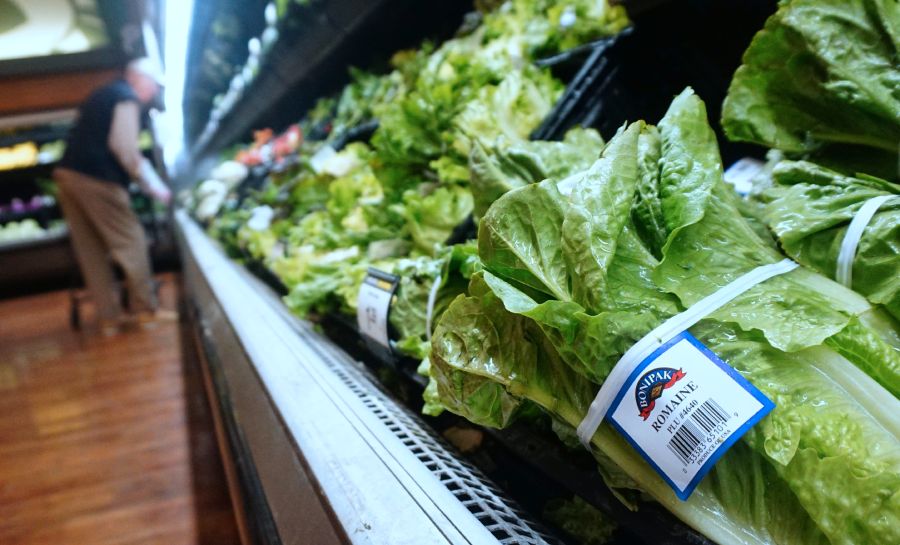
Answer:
[
  {"left": 401, "top": 184, "right": 474, "bottom": 255},
  {"left": 482, "top": 0, "right": 629, "bottom": 58},
  {"left": 453, "top": 66, "right": 563, "bottom": 160},
  {"left": 278, "top": 245, "right": 364, "bottom": 315},
  {"left": 388, "top": 242, "right": 480, "bottom": 359},
  {"left": 469, "top": 126, "right": 604, "bottom": 219},
  {"left": 761, "top": 160, "right": 900, "bottom": 322},
  {"left": 431, "top": 88, "right": 900, "bottom": 545},
  {"left": 722, "top": 0, "right": 900, "bottom": 171}
]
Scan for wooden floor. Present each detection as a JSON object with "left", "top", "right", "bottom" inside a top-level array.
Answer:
[{"left": 0, "top": 275, "right": 240, "bottom": 545}]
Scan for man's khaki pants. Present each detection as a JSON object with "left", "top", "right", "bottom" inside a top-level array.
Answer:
[{"left": 54, "top": 168, "right": 156, "bottom": 321}]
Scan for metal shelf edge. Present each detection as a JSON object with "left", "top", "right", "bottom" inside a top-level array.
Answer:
[{"left": 175, "top": 209, "right": 500, "bottom": 545}]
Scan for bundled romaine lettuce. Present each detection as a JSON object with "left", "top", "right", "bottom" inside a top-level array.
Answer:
[
  {"left": 430, "top": 89, "right": 900, "bottom": 544},
  {"left": 389, "top": 243, "right": 481, "bottom": 359},
  {"left": 469, "top": 126, "right": 604, "bottom": 218},
  {"left": 453, "top": 66, "right": 564, "bottom": 165},
  {"left": 758, "top": 160, "right": 900, "bottom": 323},
  {"left": 721, "top": 0, "right": 900, "bottom": 176}
]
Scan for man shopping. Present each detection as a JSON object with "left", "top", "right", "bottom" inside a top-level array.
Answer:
[{"left": 54, "top": 58, "right": 173, "bottom": 335}]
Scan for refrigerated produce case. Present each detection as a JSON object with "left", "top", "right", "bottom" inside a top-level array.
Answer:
[
  {"left": 0, "top": 125, "right": 71, "bottom": 296},
  {"left": 178, "top": 209, "right": 566, "bottom": 545},
  {"left": 176, "top": 1, "right": 807, "bottom": 544},
  {"left": 178, "top": 206, "right": 725, "bottom": 545}
]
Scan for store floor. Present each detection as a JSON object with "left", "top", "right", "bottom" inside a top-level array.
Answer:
[{"left": 0, "top": 274, "right": 240, "bottom": 545}]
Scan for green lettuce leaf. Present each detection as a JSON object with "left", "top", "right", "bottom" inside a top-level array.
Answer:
[
  {"left": 762, "top": 160, "right": 900, "bottom": 321},
  {"left": 402, "top": 184, "right": 474, "bottom": 254},
  {"left": 431, "top": 277, "right": 839, "bottom": 545},
  {"left": 432, "top": 88, "right": 900, "bottom": 545},
  {"left": 722, "top": 0, "right": 900, "bottom": 168},
  {"left": 389, "top": 243, "right": 480, "bottom": 359},
  {"left": 469, "top": 127, "right": 604, "bottom": 219}
]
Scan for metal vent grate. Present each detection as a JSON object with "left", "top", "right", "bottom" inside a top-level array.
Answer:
[
  {"left": 309, "top": 338, "right": 563, "bottom": 545},
  {"left": 248, "top": 263, "right": 564, "bottom": 545}
]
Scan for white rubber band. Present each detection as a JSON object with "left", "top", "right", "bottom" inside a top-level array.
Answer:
[
  {"left": 575, "top": 258, "right": 799, "bottom": 449},
  {"left": 425, "top": 274, "right": 442, "bottom": 342},
  {"left": 836, "top": 195, "right": 895, "bottom": 287}
]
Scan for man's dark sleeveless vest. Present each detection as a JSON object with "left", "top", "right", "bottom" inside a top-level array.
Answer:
[{"left": 59, "top": 80, "right": 139, "bottom": 188}]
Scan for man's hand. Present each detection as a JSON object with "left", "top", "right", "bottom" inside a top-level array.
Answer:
[
  {"left": 138, "top": 158, "right": 172, "bottom": 205},
  {"left": 149, "top": 185, "right": 172, "bottom": 205}
]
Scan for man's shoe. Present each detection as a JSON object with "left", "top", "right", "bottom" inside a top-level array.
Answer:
[
  {"left": 134, "top": 309, "right": 179, "bottom": 330},
  {"left": 98, "top": 318, "right": 120, "bottom": 337}
]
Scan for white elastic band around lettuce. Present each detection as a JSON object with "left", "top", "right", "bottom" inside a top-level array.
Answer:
[
  {"left": 575, "top": 258, "right": 799, "bottom": 449},
  {"left": 835, "top": 194, "right": 896, "bottom": 288},
  {"left": 425, "top": 274, "right": 442, "bottom": 342}
]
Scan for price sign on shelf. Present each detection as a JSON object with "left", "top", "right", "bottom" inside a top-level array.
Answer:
[{"left": 357, "top": 268, "right": 399, "bottom": 349}]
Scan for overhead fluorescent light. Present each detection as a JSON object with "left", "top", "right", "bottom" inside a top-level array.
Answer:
[{"left": 160, "top": 0, "right": 195, "bottom": 172}]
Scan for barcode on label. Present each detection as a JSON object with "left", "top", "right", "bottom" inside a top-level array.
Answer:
[{"left": 667, "top": 399, "right": 730, "bottom": 465}]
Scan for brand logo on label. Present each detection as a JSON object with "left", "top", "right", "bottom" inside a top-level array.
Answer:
[{"left": 635, "top": 367, "right": 686, "bottom": 420}]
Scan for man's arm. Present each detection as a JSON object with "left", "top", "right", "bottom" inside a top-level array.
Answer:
[{"left": 108, "top": 101, "right": 171, "bottom": 203}]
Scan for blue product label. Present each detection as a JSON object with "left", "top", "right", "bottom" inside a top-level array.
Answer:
[{"left": 607, "top": 331, "right": 774, "bottom": 500}]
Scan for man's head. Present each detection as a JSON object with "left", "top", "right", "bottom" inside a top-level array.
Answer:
[{"left": 125, "top": 58, "right": 164, "bottom": 104}]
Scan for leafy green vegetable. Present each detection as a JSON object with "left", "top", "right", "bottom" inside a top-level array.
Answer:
[
  {"left": 431, "top": 89, "right": 900, "bottom": 545},
  {"left": 237, "top": 220, "right": 281, "bottom": 261},
  {"left": 469, "top": 126, "right": 603, "bottom": 219},
  {"left": 453, "top": 67, "right": 563, "bottom": 158},
  {"left": 389, "top": 243, "right": 480, "bottom": 359},
  {"left": 402, "top": 185, "right": 474, "bottom": 254},
  {"left": 722, "top": 0, "right": 900, "bottom": 171},
  {"left": 279, "top": 244, "right": 364, "bottom": 315},
  {"left": 432, "top": 278, "right": 841, "bottom": 545},
  {"left": 760, "top": 160, "right": 900, "bottom": 321},
  {"left": 482, "top": 0, "right": 629, "bottom": 58}
]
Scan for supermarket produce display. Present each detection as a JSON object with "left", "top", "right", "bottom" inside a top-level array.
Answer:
[
  {"left": 431, "top": 88, "right": 899, "bottom": 545},
  {"left": 0, "top": 219, "right": 65, "bottom": 245},
  {"left": 190, "top": 0, "right": 629, "bottom": 361},
  {"left": 178, "top": 1, "right": 900, "bottom": 544},
  {"left": 0, "top": 132, "right": 70, "bottom": 295}
]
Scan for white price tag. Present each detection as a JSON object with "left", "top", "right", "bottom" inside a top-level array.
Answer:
[
  {"left": 356, "top": 269, "right": 398, "bottom": 349},
  {"left": 724, "top": 157, "right": 765, "bottom": 196},
  {"left": 607, "top": 331, "right": 774, "bottom": 500}
]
